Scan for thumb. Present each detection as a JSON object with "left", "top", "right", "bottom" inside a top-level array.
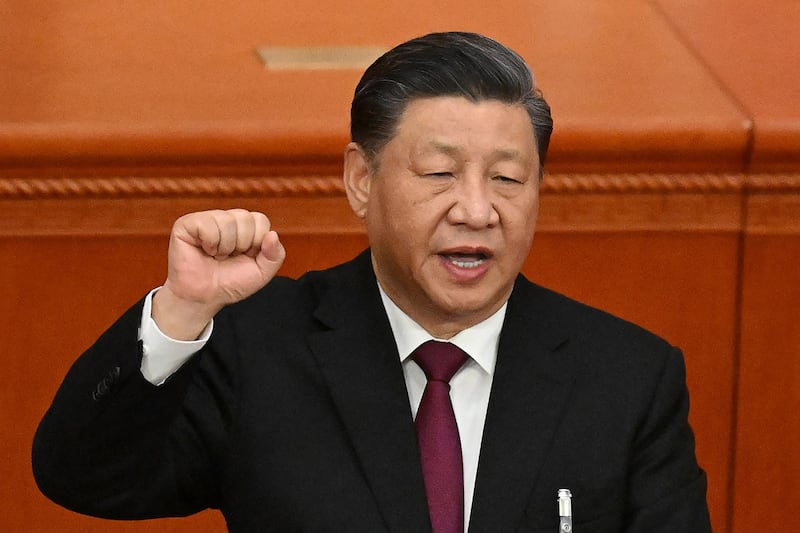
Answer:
[{"left": 255, "top": 230, "right": 286, "bottom": 281}]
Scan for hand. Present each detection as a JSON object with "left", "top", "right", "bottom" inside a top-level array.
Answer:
[{"left": 152, "top": 209, "right": 286, "bottom": 340}]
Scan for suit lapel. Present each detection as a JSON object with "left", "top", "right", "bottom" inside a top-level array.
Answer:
[
  {"left": 469, "top": 278, "right": 576, "bottom": 532},
  {"left": 307, "top": 252, "right": 431, "bottom": 533}
]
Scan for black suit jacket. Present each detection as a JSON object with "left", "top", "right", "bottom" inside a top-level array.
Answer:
[{"left": 33, "top": 250, "right": 711, "bottom": 532}]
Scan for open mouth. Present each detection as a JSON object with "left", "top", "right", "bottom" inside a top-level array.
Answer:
[{"left": 441, "top": 251, "right": 491, "bottom": 269}]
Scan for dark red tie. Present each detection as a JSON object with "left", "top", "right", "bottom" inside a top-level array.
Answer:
[{"left": 413, "top": 340, "right": 468, "bottom": 533}]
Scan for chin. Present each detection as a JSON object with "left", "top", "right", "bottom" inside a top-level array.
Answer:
[{"left": 434, "top": 294, "right": 498, "bottom": 319}]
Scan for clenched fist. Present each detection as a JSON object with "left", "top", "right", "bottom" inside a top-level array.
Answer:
[{"left": 152, "top": 209, "right": 286, "bottom": 340}]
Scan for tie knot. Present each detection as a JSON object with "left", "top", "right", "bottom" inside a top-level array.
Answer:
[{"left": 412, "top": 340, "right": 468, "bottom": 383}]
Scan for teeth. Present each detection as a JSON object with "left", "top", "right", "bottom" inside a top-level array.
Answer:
[{"left": 448, "top": 256, "right": 485, "bottom": 268}]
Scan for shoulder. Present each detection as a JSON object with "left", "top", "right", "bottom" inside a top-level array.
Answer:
[
  {"left": 512, "top": 277, "right": 671, "bottom": 346},
  {"left": 508, "top": 276, "right": 680, "bottom": 380}
]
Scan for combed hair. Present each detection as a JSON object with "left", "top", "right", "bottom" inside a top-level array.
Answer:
[{"left": 350, "top": 32, "right": 553, "bottom": 169}]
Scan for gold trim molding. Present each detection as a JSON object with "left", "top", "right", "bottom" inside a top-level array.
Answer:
[
  {"left": 0, "top": 173, "right": 798, "bottom": 200},
  {"left": 543, "top": 173, "right": 746, "bottom": 193},
  {"left": 0, "top": 176, "right": 346, "bottom": 199}
]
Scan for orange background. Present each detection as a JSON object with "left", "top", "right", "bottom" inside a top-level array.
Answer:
[{"left": 2, "top": 1, "right": 798, "bottom": 532}]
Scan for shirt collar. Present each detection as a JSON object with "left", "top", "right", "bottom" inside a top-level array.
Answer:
[{"left": 377, "top": 283, "right": 506, "bottom": 376}]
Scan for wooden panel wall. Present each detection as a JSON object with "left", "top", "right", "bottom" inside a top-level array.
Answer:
[
  {"left": 4, "top": 174, "right": 797, "bottom": 533},
  {"left": 2, "top": 1, "right": 798, "bottom": 532}
]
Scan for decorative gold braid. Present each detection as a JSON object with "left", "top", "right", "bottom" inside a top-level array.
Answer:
[
  {"left": 1, "top": 173, "right": 798, "bottom": 199},
  {"left": 541, "top": 174, "right": 746, "bottom": 193},
  {"left": 0, "top": 176, "right": 346, "bottom": 199},
  {"left": 744, "top": 174, "right": 800, "bottom": 192}
]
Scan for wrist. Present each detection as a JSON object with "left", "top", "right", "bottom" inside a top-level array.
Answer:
[{"left": 151, "top": 285, "right": 221, "bottom": 341}]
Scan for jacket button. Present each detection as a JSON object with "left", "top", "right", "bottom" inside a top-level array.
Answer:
[{"left": 92, "top": 366, "right": 121, "bottom": 401}]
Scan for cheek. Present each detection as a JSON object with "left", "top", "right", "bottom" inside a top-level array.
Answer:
[
  {"left": 517, "top": 190, "right": 540, "bottom": 229},
  {"left": 501, "top": 203, "right": 538, "bottom": 253},
  {"left": 378, "top": 189, "right": 437, "bottom": 238},
  {"left": 365, "top": 199, "right": 425, "bottom": 257}
]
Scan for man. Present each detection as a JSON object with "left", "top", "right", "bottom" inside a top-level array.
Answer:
[{"left": 33, "top": 32, "right": 712, "bottom": 532}]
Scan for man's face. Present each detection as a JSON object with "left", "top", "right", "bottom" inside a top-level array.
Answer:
[{"left": 346, "top": 96, "right": 540, "bottom": 338}]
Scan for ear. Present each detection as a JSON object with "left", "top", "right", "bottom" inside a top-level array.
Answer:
[{"left": 343, "top": 142, "right": 372, "bottom": 219}]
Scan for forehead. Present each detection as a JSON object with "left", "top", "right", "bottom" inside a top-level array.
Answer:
[{"left": 388, "top": 96, "right": 537, "bottom": 159}]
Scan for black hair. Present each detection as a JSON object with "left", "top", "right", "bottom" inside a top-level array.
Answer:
[{"left": 350, "top": 31, "right": 553, "bottom": 170}]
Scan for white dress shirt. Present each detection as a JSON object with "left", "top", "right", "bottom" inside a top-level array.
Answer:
[
  {"left": 378, "top": 286, "right": 504, "bottom": 531},
  {"left": 139, "top": 284, "right": 505, "bottom": 531},
  {"left": 138, "top": 288, "right": 212, "bottom": 385}
]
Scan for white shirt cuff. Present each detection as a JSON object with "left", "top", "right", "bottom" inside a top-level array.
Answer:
[{"left": 138, "top": 288, "right": 213, "bottom": 385}]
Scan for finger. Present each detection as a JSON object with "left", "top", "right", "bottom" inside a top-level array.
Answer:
[
  {"left": 207, "top": 210, "right": 239, "bottom": 258},
  {"left": 226, "top": 209, "right": 267, "bottom": 257},
  {"left": 245, "top": 212, "right": 272, "bottom": 258},
  {"left": 219, "top": 209, "right": 272, "bottom": 257},
  {"left": 177, "top": 211, "right": 225, "bottom": 257},
  {"left": 256, "top": 230, "right": 286, "bottom": 280},
  {"left": 230, "top": 209, "right": 255, "bottom": 256}
]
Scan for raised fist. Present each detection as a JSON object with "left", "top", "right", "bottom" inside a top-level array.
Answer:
[{"left": 152, "top": 209, "right": 285, "bottom": 340}]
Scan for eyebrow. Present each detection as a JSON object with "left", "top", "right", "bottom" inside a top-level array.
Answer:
[{"left": 425, "top": 141, "right": 526, "bottom": 163}]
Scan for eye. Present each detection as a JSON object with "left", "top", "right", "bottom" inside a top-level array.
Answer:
[
  {"left": 424, "top": 172, "right": 454, "bottom": 178},
  {"left": 493, "top": 175, "right": 522, "bottom": 184}
]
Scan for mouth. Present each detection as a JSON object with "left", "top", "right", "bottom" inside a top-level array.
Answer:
[{"left": 440, "top": 249, "right": 493, "bottom": 269}]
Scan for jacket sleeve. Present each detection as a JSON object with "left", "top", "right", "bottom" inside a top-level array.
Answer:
[
  {"left": 624, "top": 347, "right": 712, "bottom": 532},
  {"left": 32, "top": 298, "right": 232, "bottom": 519}
]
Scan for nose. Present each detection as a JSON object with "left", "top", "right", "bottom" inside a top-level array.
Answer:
[{"left": 447, "top": 175, "right": 499, "bottom": 229}]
